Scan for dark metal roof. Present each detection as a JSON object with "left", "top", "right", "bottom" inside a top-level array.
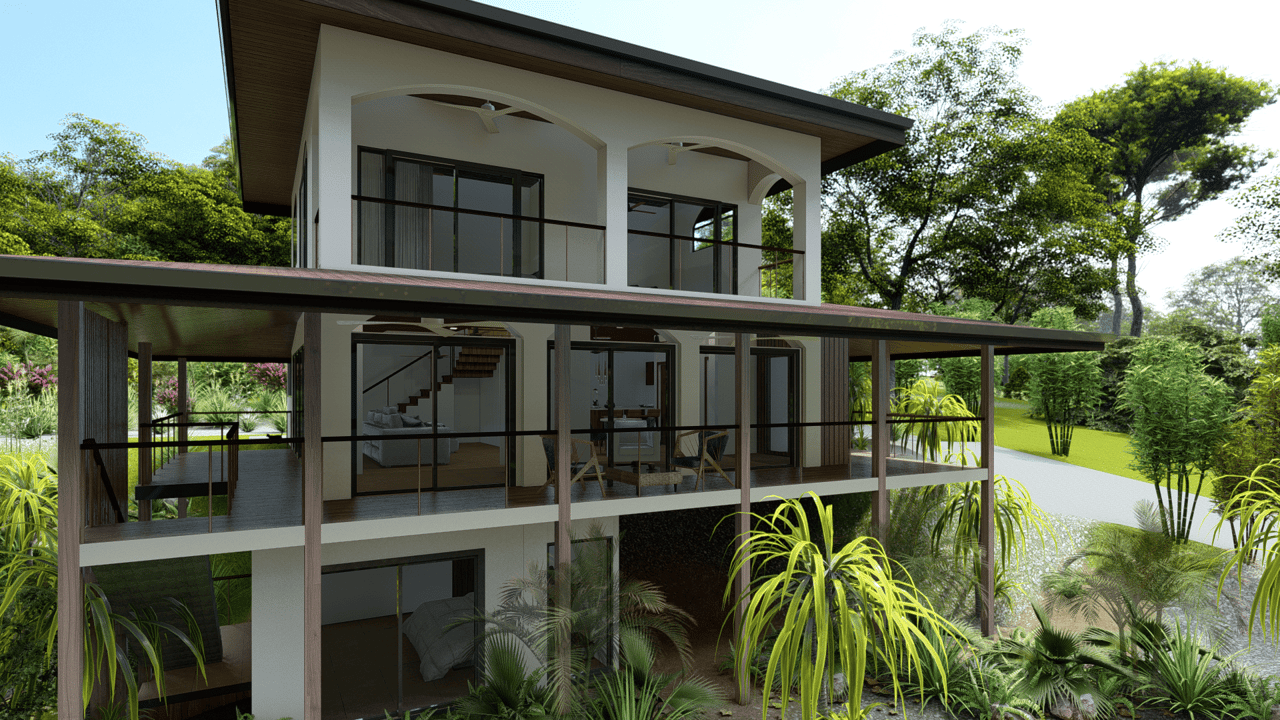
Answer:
[
  {"left": 0, "top": 256, "right": 1107, "bottom": 360},
  {"left": 219, "top": 0, "right": 913, "bottom": 215}
]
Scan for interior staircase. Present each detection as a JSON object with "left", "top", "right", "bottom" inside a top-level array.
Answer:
[{"left": 396, "top": 347, "right": 501, "bottom": 413}]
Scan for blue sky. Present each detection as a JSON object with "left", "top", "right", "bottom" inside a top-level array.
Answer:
[{"left": 3, "top": 0, "right": 1279, "bottom": 307}]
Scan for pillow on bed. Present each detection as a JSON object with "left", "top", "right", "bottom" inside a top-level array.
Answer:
[
  {"left": 387, "top": 413, "right": 404, "bottom": 429},
  {"left": 402, "top": 593, "right": 475, "bottom": 682},
  {"left": 401, "top": 414, "right": 424, "bottom": 427}
]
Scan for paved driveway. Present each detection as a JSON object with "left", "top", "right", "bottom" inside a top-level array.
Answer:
[{"left": 986, "top": 444, "right": 1231, "bottom": 549}]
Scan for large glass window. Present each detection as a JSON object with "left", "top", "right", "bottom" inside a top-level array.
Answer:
[
  {"left": 627, "top": 191, "right": 737, "bottom": 294},
  {"left": 353, "top": 335, "right": 514, "bottom": 496},
  {"left": 700, "top": 346, "right": 797, "bottom": 470},
  {"left": 321, "top": 552, "right": 482, "bottom": 718},
  {"left": 356, "top": 148, "right": 544, "bottom": 278}
]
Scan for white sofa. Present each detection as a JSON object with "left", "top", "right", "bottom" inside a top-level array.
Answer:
[{"left": 362, "top": 409, "right": 455, "bottom": 467}]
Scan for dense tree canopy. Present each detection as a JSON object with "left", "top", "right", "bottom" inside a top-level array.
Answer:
[
  {"left": 1164, "top": 257, "right": 1277, "bottom": 336},
  {"left": 0, "top": 115, "right": 290, "bottom": 266},
  {"left": 1058, "top": 62, "right": 1275, "bottom": 336},
  {"left": 822, "top": 23, "right": 1113, "bottom": 320},
  {"left": 1223, "top": 172, "right": 1280, "bottom": 278}
]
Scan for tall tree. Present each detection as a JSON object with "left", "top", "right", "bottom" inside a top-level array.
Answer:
[
  {"left": 1059, "top": 62, "right": 1275, "bottom": 337},
  {"left": 1, "top": 115, "right": 290, "bottom": 266},
  {"left": 1222, "top": 172, "right": 1280, "bottom": 278},
  {"left": 1164, "top": 256, "right": 1277, "bottom": 336},
  {"left": 823, "top": 23, "right": 1112, "bottom": 318}
]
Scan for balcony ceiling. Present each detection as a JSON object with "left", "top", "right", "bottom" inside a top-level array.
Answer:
[
  {"left": 0, "top": 257, "right": 1107, "bottom": 361},
  {"left": 220, "top": 0, "right": 913, "bottom": 216}
]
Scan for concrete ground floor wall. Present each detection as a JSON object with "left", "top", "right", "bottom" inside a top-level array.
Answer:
[{"left": 251, "top": 516, "right": 619, "bottom": 720}]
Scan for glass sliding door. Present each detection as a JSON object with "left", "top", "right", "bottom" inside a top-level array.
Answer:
[
  {"left": 356, "top": 147, "right": 544, "bottom": 278},
  {"left": 321, "top": 552, "right": 482, "bottom": 720},
  {"left": 700, "top": 346, "right": 797, "bottom": 471},
  {"left": 353, "top": 335, "right": 513, "bottom": 496}
]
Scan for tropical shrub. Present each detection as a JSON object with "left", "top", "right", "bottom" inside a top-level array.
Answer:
[
  {"left": 0, "top": 454, "right": 207, "bottom": 720},
  {"left": 192, "top": 382, "right": 242, "bottom": 426},
  {"left": 1222, "top": 669, "right": 1280, "bottom": 720},
  {"left": 947, "top": 657, "right": 1040, "bottom": 720},
  {"left": 583, "top": 629, "right": 722, "bottom": 720},
  {"left": 1120, "top": 337, "right": 1232, "bottom": 542},
  {"left": 251, "top": 390, "right": 288, "bottom": 434},
  {"left": 1213, "top": 347, "right": 1280, "bottom": 522},
  {"left": 1026, "top": 307, "right": 1102, "bottom": 456},
  {"left": 0, "top": 388, "right": 58, "bottom": 440},
  {"left": 0, "top": 361, "right": 56, "bottom": 397},
  {"left": 994, "top": 603, "right": 1128, "bottom": 719},
  {"left": 245, "top": 362, "right": 287, "bottom": 392},
  {"left": 725, "top": 492, "right": 961, "bottom": 720},
  {"left": 1214, "top": 459, "right": 1280, "bottom": 642},
  {"left": 1134, "top": 621, "right": 1234, "bottom": 719},
  {"left": 452, "top": 634, "right": 555, "bottom": 720},
  {"left": 1042, "top": 502, "right": 1224, "bottom": 630},
  {"left": 892, "top": 377, "right": 978, "bottom": 462}
]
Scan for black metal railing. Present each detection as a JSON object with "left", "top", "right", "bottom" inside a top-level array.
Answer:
[{"left": 352, "top": 195, "right": 606, "bottom": 284}]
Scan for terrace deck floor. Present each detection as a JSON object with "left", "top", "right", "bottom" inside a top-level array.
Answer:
[{"left": 81, "top": 447, "right": 967, "bottom": 543}]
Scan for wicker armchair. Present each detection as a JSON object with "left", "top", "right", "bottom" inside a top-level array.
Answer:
[
  {"left": 672, "top": 430, "right": 731, "bottom": 490},
  {"left": 541, "top": 436, "right": 606, "bottom": 495}
]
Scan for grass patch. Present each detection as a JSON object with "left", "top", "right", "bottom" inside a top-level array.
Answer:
[{"left": 993, "top": 402, "right": 1146, "bottom": 483}]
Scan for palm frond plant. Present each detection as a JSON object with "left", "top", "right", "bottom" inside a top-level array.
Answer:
[
  {"left": 584, "top": 629, "right": 723, "bottom": 720},
  {"left": 723, "top": 491, "right": 963, "bottom": 720},
  {"left": 994, "top": 603, "right": 1129, "bottom": 719},
  {"left": 0, "top": 460, "right": 208, "bottom": 720},
  {"left": 946, "top": 657, "right": 1040, "bottom": 720},
  {"left": 1044, "top": 502, "right": 1223, "bottom": 635},
  {"left": 849, "top": 362, "right": 872, "bottom": 451},
  {"left": 892, "top": 377, "right": 978, "bottom": 462},
  {"left": 192, "top": 382, "right": 241, "bottom": 427},
  {"left": 452, "top": 634, "right": 555, "bottom": 719}
]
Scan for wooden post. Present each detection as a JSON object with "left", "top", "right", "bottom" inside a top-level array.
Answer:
[
  {"left": 553, "top": 324, "right": 572, "bottom": 715},
  {"left": 870, "top": 339, "right": 890, "bottom": 543},
  {"left": 138, "top": 342, "right": 152, "bottom": 521},
  {"left": 57, "top": 301, "right": 84, "bottom": 720},
  {"left": 979, "top": 345, "right": 997, "bottom": 636},
  {"left": 177, "top": 357, "right": 188, "bottom": 453},
  {"left": 733, "top": 332, "right": 752, "bottom": 704},
  {"left": 302, "top": 314, "right": 323, "bottom": 720}
]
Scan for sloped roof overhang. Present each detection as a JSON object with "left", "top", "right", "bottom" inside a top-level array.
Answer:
[
  {"left": 0, "top": 256, "right": 1107, "bottom": 362},
  {"left": 219, "top": 0, "right": 914, "bottom": 215}
]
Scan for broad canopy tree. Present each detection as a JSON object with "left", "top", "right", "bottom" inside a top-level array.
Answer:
[
  {"left": 822, "top": 23, "right": 1113, "bottom": 321},
  {"left": 1164, "top": 256, "right": 1277, "bottom": 336},
  {"left": 1058, "top": 62, "right": 1275, "bottom": 337},
  {"left": 1223, "top": 172, "right": 1280, "bottom": 279},
  {"left": 0, "top": 115, "right": 290, "bottom": 266}
]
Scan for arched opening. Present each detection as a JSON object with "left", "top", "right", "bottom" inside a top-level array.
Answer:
[
  {"left": 625, "top": 137, "right": 803, "bottom": 298},
  {"left": 349, "top": 86, "right": 607, "bottom": 284}
]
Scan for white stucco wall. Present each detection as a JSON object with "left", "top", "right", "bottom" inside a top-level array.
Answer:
[{"left": 295, "top": 24, "right": 821, "bottom": 303}]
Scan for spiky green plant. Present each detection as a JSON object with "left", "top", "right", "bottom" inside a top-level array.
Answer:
[
  {"left": 892, "top": 378, "right": 978, "bottom": 462},
  {"left": 1214, "top": 459, "right": 1280, "bottom": 642},
  {"left": 1134, "top": 621, "right": 1233, "bottom": 720},
  {"left": 0, "top": 457, "right": 207, "bottom": 720},
  {"left": 1222, "top": 669, "right": 1280, "bottom": 720},
  {"left": 251, "top": 390, "right": 288, "bottom": 433},
  {"left": 723, "top": 491, "right": 962, "bottom": 720}
]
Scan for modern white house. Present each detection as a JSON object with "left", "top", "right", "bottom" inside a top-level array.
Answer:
[{"left": 0, "top": 1, "right": 1107, "bottom": 719}]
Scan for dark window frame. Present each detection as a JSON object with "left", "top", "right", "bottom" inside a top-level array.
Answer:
[
  {"left": 356, "top": 146, "right": 546, "bottom": 278},
  {"left": 627, "top": 188, "right": 738, "bottom": 295}
]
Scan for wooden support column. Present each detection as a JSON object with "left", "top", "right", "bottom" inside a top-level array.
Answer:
[
  {"left": 870, "top": 340, "right": 890, "bottom": 543},
  {"left": 979, "top": 345, "right": 997, "bottom": 636},
  {"left": 177, "top": 358, "right": 189, "bottom": 452},
  {"left": 553, "top": 324, "right": 572, "bottom": 714},
  {"left": 57, "top": 301, "right": 84, "bottom": 720},
  {"left": 302, "top": 314, "right": 322, "bottom": 720},
  {"left": 733, "top": 332, "right": 752, "bottom": 704},
  {"left": 819, "top": 337, "right": 851, "bottom": 468},
  {"left": 138, "top": 342, "right": 152, "bottom": 521}
]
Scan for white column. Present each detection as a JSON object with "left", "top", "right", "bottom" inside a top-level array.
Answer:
[
  {"left": 737, "top": 202, "right": 762, "bottom": 297},
  {"left": 598, "top": 143, "right": 629, "bottom": 288},
  {"left": 511, "top": 323, "right": 554, "bottom": 486},
  {"left": 791, "top": 179, "right": 822, "bottom": 303},
  {"left": 315, "top": 31, "right": 353, "bottom": 270},
  {"left": 252, "top": 547, "right": 305, "bottom": 720}
]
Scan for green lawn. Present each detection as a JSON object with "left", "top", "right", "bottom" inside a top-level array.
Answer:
[{"left": 993, "top": 402, "right": 1147, "bottom": 483}]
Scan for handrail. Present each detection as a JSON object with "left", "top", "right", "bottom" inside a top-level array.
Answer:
[
  {"left": 142, "top": 412, "right": 183, "bottom": 427},
  {"left": 363, "top": 348, "right": 435, "bottom": 395},
  {"left": 758, "top": 257, "right": 794, "bottom": 272},
  {"left": 351, "top": 194, "right": 606, "bottom": 232},
  {"left": 84, "top": 440, "right": 126, "bottom": 524},
  {"left": 628, "top": 227, "right": 804, "bottom": 254}
]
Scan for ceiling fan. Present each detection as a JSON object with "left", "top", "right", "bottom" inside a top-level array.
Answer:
[
  {"left": 423, "top": 98, "right": 520, "bottom": 134},
  {"left": 662, "top": 141, "right": 710, "bottom": 166},
  {"left": 336, "top": 316, "right": 507, "bottom": 336}
]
